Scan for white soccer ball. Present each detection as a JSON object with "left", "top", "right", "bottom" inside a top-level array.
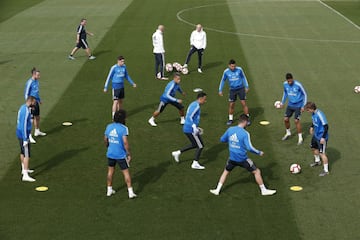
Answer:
[
  {"left": 290, "top": 164, "right": 301, "bottom": 174},
  {"left": 181, "top": 67, "right": 189, "bottom": 75},
  {"left": 172, "top": 62, "right": 180, "bottom": 68},
  {"left": 354, "top": 86, "right": 360, "bottom": 93},
  {"left": 274, "top": 100, "right": 282, "bottom": 109},
  {"left": 165, "top": 63, "right": 173, "bottom": 72}
]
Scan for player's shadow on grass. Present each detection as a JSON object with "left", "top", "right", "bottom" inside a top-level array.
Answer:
[
  {"left": 327, "top": 147, "right": 341, "bottom": 166},
  {"left": 92, "top": 50, "right": 111, "bottom": 57},
  {"left": 301, "top": 121, "right": 313, "bottom": 139},
  {"left": 203, "top": 143, "right": 227, "bottom": 164},
  {"left": 246, "top": 106, "right": 264, "bottom": 121},
  {"left": 45, "top": 118, "right": 88, "bottom": 135},
  {"left": 0, "top": 60, "right": 12, "bottom": 65},
  {"left": 127, "top": 102, "right": 158, "bottom": 117},
  {"left": 131, "top": 161, "right": 171, "bottom": 194},
  {"left": 203, "top": 61, "right": 223, "bottom": 70},
  {"left": 32, "top": 147, "right": 89, "bottom": 176}
]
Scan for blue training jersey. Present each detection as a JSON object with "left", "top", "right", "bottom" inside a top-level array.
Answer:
[
  {"left": 183, "top": 100, "right": 201, "bottom": 133},
  {"left": 219, "top": 66, "right": 249, "bottom": 92},
  {"left": 220, "top": 126, "right": 261, "bottom": 161},
  {"left": 16, "top": 104, "right": 32, "bottom": 140},
  {"left": 104, "top": 64, "right": 135, "bottom": 90},
  {"left": 281, "top": 80, "right": 307, "bottom": 108},
  {"left": 160, "top": 80, "right": 183, "bottom": 103},
  {"left": 312, "top": 109, "right": 329, "bottom": 140},
  {"left": 104, "top": 122, "right": 129, "bottom": 159},
  {"left": 24, "top": 78, "right": 40, "bottom": 102}
]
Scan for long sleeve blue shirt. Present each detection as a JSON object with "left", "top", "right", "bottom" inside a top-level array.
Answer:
[
  {"left": 219, "top": 67, "right": 249, "bottom": 92},
  {"left": 104, "top": 64, "right": 135, "bottom": 90}
]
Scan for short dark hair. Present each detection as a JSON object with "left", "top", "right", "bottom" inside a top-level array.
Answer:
[
  {"left": 81, "top": 18, "right": 87, "bottom": 22},
  {"left": 305, "top": 102, "right": 317, "bottom": 110},
  {"left": 239, "top": 114, "right": 249, "bottom": 123},
  {"left": 117, "top": 56, "right": 124, "bottom": 61},
  {"left": 113, "top": 110, "right": 126, "bottom": 124},
  {"left": 229, "top": 59, "right": 236, "bottom": 65},
  {"left": 31, "top": 67, "right": 39, "bottom": 75},
  {"left": 286, "top": 73, "right": 293, "bottom": 79},
  {"left": 174, "top": 72, "right": 181, "bottom": 78},
  {"left": 197, "top": 92, "right": 207, "bottom": 99}
]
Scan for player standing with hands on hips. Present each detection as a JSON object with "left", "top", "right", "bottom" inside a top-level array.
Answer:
[
  {"left": 210, "top": 114, "right": 276, "bottom": 196},
  {"left": 68, "top": 18, "right": 96, "bottom": 60},
  {"left": 279, "top": 73, "right": 307, "bottom": 145},
  {"left": 104, "top": 56, "right": 137, "bottom": 119},
  {"left": 304, "top": 102, "right": 330, "bottom": 176},
  {"left": 16, "top": 96, "right": 37, "bottom": 182},
  {"left": 104, "top": 110, "right": 137, "bottom": 198},
  {"left": 172, "top": 92, "right": 207, "bottom": 170},
  {"left": 183, "top": 24, "right": 207, "bottom": 73},
  {"left": 24, "top": 67, "right": 46, "bottom": 143},
  {"left": 152, "top": 25, "right": 168, "bottom": 80},
  {"left": 219, "top": 59, "right": 251, "bottom": 126}
]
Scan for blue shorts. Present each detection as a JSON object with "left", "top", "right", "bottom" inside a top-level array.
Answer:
[
  {"left": 229, "top": 87, "right": 246, "bottom": 102},
  {"left": 225, "top": 159, "right": 257, "bottom": 172},
  {"left": 112, "top": 88, "right": 125, "bottom": 100},
  {"left": 284, "top": 106, "right": 301, "bottom": 120},
  {"left": 310, "top": 136, "right": 327, "bottom": 154},
  {"left": 108, "top": 158, "right": 129, "bottom": 170}
]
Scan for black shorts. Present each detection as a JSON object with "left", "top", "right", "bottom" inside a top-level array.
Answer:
[
  {"left": 225, "top": 159, "right": 257, "bottom": 172},
  {"left": 156, "top": 101, "right": 184, "bottom": 113},
  {"left": 113, "top": 88, "right": 125, "bottom": 100},
  {"left": 229, "top": 88, "right": 246, "bottom": 102},
  {"left": 284, "top": 106, "right": 301, "bottom": 120},
  {"left": 18, "top": 138, "right": 31, "bottom": 158},
  {"left": 31, "top": 101, "right": 40, "bottom": 117},
  {"left": 76, "top": 39, "right": 89, "bottom": 49},
  {"left": 108, "top": 158, "right": 129, "bottom": 170},
  {"left": 310, "top": 136, "right": 327, "bottom": 154}
]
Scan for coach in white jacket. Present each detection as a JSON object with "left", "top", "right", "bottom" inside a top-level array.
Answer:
[
  {"left": 183, "top": 24, "right": 207, "bottom": 73},
  {"left": 152, "top": 25, "right": 168, "bottom": 80}
]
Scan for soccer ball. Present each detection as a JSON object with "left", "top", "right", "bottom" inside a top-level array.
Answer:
[
  {"left": 165, "top": 63, "right": 173, "bottom": 72},
  {"left": 274, "top": 100, "right": 282, "bottom": 109},
  {"left": 181, "top": 67, "right": 189, "bottom": 75},
  {"left": 354, "top": 86, "right": 360, "bottom": 93},
  {"left": 172, "top": 62, "right": 180, "bottom": 68},
  {"left": 290, "top": 164, "right": 301, "bottom": 174}
]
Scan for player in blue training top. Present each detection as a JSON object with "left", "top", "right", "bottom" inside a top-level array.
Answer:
[
  {"left": 16, "top": 96, "right": 37, "bottom": 182},
  {"left": 104, "top": 110, "right": 137, "bottom": 198},
  {"left": 279, "top": 73, "right": 307, "bottom": 145},
  {"left": 305, "top": 102, "right": 330, "bottom": 177},
  {"left": 24, "top": 67, "right": 47, "bottom": 143},
  {"left": 210, "top": 114, "right": 276, "bottom": 196},
  {"left": 68, "top": 18, "right": 96, "bottom": 60},
  {"left": 104, "top": 56, "right": 137, "bottom": 119},
  {"left": 148, "top": 72, "right": 186, "bottom": 126},
  {"left": 218, "top": 59, "right": 251, "bottom": 126},
  {"left": 172, "top": 92, "right": 207, "bottom": 170}
]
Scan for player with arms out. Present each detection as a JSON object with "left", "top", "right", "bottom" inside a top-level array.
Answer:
[
  {"left": 16, "top": 96, "right": 37, "bottom": 182},
  {"left": 210, "top": 114, "right": 276, "bottom": 196},
  {"left": 172, "top": 92, "right": 207, "bottom": 170},
  {"left": 148, "top": 72, "right": 185, "bottom": 127},
  {"left": 104, "top": 110, "right": 137, "bottom": 198},
  {"left": 279, "top": 73, "right": 307, "bottom": 145},
  {"left": 305, "top": 102, "right": 330, "bottom": 176},
  {"left": 219, "top": 59, "right": 251, "bottom": 126},
  {"left": 68, "top": 18, "right": 96, "bottom": 60},
  {"left": 104, "top": 56, "right": 137, "bottom": 119}
]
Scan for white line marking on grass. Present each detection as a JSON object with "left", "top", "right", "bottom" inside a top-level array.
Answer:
[
  {"left": 176, "top": 3, "right": 360, "bottom": 44},
  {"left": 318, "top": 0, "right": 360, "bottom": 31}
]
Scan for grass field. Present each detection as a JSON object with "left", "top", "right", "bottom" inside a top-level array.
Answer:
[{"left": 0, "top": 0, "right": 359, "bottom": 239}]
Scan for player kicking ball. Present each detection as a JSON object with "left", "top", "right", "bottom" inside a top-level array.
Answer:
[{"left": 210, "top": 114, "right": 276, "bottom": 196}]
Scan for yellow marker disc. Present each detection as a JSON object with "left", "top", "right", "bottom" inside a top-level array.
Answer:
[
  {"left": 35, "top": 186, "right": 49, "bottom": 192},
  {"left": 290, "top": 186, "right": 303, "bottom": 191},
  {"left": 259, "top": 121, "right": 270, "bottom": 125},
  {"left": 62, "top": 122, "right": 73, "bottom": 126}
]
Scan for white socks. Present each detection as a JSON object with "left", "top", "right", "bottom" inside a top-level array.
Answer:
[
  {"left": 286, "top": 129, "right": 291, "bottom": 135},
  {"left": 259, "top": 184, "right": 266, "bottom": 191},
  {"left": 314, "top": 155, "right": 321, "bottom": 162},
  {"left": 229, "top": 114, "right": 233, "bottom": 120},
  {"left": 324, "top": 163, "right": 329, "bottom": 172}
]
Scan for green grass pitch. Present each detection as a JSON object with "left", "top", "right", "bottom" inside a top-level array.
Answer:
[{"left": 0, "top": 0, "right": 359, "bottom": 239}]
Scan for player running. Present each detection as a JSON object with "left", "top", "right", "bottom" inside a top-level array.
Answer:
[
  {"left": 68, "top": 18, "right": 96, "bottom": 60},
  {"left": 148, "top": 72, "right": 185, "bottom": 127},
  {"left": 16, "top": 96, "right": 37, "bottom": 182},
  {"left": 104, "top": 110, "right": 137, "bottom": 198},
  {"left": 279, "top": 73, "right": 307, "bottom": 145},
  {"left": 210, "top": 114, "right": 276, "bottom": 196},
  {"left": 104, "top": 56, "right": 137, "bottom": 119},
  {"left": 219, "top": 59, "right": 251, "bottom": 126},
  {"left": 172, "top": 92, "right": 207, "bottom": 170},
  {"left": 305, "top": 102, "right": 330, "bottom": 176}
]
